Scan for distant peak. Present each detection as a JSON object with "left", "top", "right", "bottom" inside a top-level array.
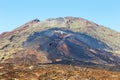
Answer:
[
  {"left": 27, "top": 19, "right": 40, "bottom": 24},
  {"left": 65, "top": 16, "right": 81, "bottom": 19},
  {"left": 12, "top": 19, "right": 40, "bottom": 33},
  {"left": 32, "top": 19, "right": 40, "bottom": 22}
]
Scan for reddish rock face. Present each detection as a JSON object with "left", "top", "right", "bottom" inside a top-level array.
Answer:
[{"left": 58, "top": 43, "right": 69, "bottom": 56}]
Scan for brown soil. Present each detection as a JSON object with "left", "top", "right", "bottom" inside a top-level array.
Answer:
[{"left": 0, "top": 63, "right": 120, "bottom": 80}]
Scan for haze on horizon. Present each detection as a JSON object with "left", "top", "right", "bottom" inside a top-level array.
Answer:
[{"left": 0, "top": 0, "right": 120, "bottom": 33}]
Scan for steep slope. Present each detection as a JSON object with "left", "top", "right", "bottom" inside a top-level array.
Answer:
[
  {"left": 0, "top": 17, "right": 120, "bottom": 65},
  {"left": 23, "top": 28, "right": 120, "bottom": 65}
]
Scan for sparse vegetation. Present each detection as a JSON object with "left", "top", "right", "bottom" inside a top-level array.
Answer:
[{"left": 0, "top": 63, "right": 120, "bottom": 80}]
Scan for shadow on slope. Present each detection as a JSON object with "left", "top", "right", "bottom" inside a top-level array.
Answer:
[
  {"left": 23, "top": 28, "right": 120, "bottom": 66},
  {"left": 25, "top": 28, "right": 112, "bottom": 50},
  {"left": 37, "top": 60, "right": 120, "bottom": 72}
]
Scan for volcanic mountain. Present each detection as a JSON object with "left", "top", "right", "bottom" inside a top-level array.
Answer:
[
  {"left": 0, "top": 17, "right": 120, "bottom": 65},
  {"left": 0, "top": 17, "right": 120, "bottom": 79}
]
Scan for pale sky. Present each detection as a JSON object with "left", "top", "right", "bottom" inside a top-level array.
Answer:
[{"left": 0, "top": 0, "right": 120, "bottom": 33}]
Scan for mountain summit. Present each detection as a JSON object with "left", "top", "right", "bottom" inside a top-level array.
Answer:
[{"left": 0, "top": 17, "right": 120, "bottom": 65}]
